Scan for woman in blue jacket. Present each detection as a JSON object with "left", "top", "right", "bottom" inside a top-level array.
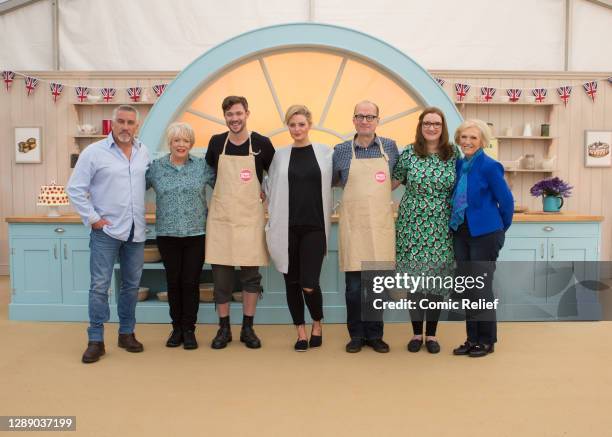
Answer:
[{"left": 450, "top": 119, "right": 513, "bottom": 358}]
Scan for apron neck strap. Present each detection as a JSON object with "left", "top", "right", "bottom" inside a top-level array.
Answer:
[
  {"left": 351, "top": 135, "right": 388, "bottom": 161},
  {"left": 222, "top": 132, "right": 252, "bottom": 155}
]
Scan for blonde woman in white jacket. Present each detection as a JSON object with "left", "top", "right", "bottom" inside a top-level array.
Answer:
[{"left": 264, "top": 105, "right": 333, "bottom": 352}]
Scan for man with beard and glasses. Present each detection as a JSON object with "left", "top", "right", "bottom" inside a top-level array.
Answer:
[
  {"left": 204, "top": 96, "right": 275, "bottom": 349},
  {"left": 67, "top": 105, "right": 150, "bottom": 363}
]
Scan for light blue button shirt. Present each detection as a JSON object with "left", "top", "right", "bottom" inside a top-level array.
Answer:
[{"left": 67, "top": 133, "right": 151, "bottom": 242}]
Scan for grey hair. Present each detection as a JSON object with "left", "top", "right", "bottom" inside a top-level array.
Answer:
[
  {"left": 112, "top": 105, "right": 140, "bottom": 123},
  {"left": 166, "top": 122, "right": 195, "bottom": 147}
]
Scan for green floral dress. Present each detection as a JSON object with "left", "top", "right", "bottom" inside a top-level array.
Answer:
[{"left": 392, "top": 145, "right": 457, "bottom": 294}]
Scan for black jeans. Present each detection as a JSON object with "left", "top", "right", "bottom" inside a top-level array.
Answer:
[
  {"left": 283, "top": 226, "right": 325, "bottom": 325},
  {"left": 157, "top": 235, "right": 205, "bottom": 332},
  {"left": 345, "top": 271, "right": 384, "bottom": 340},
  {"left": 453, "top": 224, "right": 505, "bottom": 345}
]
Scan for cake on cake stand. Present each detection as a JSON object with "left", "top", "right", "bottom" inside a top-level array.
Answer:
[{"left": 37, "top": 181, "right": 70, "bottom": 217}]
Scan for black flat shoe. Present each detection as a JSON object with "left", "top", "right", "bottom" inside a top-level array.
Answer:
[
  {"left": 453, "top": 341, "right": 476, "bottom": 356},
  {"left": 365, "top": 338, "right": 390, "bottom": 353},
  {"left": 309, "top": 335, "right": 322, "bottom": 348},
  {"left": 425, "top": 340, "right": 441, "bottom": 354},
  {"left": 182, "top": 330, "right": 198, "bottom": 350},
  {"left": 469, "top": 343, "right": 495, "bottom": 357},
  {"left": 407, "top": 338, "right": 423, "bottom": 353},
  {"left": 166, "top": 329, "right": 183, "bottom": 348},
  {"left": 345, "top": 338, "right": 364, "bottom": 353},
  {"left": 294, "top": 339, "right": 308, "bottom": 352}
]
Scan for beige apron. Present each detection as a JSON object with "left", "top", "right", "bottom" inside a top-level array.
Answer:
[
  {"left": 205, "top": 133, "right": 269, "bottom": 266},
  {"left": 338, "top": 138, "right": 395, "bottom": 272}
]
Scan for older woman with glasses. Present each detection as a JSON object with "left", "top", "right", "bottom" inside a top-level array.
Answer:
[
  {"left": 450, "top": 119, "right": 513, "bottom": 357},
  {"left": 392, "top": 107, "right": 458, "bottom": 354}
]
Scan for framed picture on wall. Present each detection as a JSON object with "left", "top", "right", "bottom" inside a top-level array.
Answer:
[
  {"left": 585, "top": 130, "right": 612, "bottom": 168},
  {"left": 14, "top": 127, "right": 42, "bottom": 164}
]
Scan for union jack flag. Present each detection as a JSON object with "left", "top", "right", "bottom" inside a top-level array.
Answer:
[
  {"left": 531, "top": 88, "right": 547, "bottom": 103},
  {"left": 582, "top": 81, "right": 597, "bottom": 102},
  {"left": 455, "top": 83, "right": 471, "bottom": 102},
  {"left": 506, "top": 88, "right": 522, "bottom": 103},
  {"left": 480, "top": 86, "right": 496, "bottom": 102},
  {"left": 101, "top": 87, "right": 116, "bottom": 102},
  {"left": 556, "top": 85, "right": 572, "bottom": 107},
  {"left": 49, "top": 82, "right": 64, "bottom": 102},
  {"left": 2, "top": 71, "right": 15, "bottom": 91},
  {"left": 434, "top": 77, "right": 445, "bottom": 87},
  {"left": 24, "top": 76, "right": 39, "bottom": 96},
  {"left": 75, "top": 86, "right": 89, "bottom": 102},
  {"left": 127, "top": 86, "right": 142, "bottom": 102},
  {"left": 153, "top": 84, "right": 166, "bottom": 97}
]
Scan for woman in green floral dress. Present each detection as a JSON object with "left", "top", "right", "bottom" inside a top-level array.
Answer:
[{"left": 392, "top": 107, "right": 457, "bottom": 354}]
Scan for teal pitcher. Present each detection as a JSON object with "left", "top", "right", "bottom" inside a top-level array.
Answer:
[{"left": 543, "top": 195, "right": 563, "bottom": 212}]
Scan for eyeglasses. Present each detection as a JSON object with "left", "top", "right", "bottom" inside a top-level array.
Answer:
[
  {"left": 354, "top": 114, "right": 378, "bottom": 122},
  {"left": 423, "top": 122, "right": 443, "bottom": 129}
]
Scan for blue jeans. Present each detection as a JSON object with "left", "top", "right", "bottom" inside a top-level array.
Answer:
[
  {"left": 345, "top": 271, "right": 384, "bottom": 340},
  {"left": 88, "top": 226, "right": 144, "bottom": 342}
]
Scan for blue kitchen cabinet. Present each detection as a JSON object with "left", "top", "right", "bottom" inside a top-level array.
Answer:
[{"left": 11, "top": 238, "right": 62, "bottom": 304}]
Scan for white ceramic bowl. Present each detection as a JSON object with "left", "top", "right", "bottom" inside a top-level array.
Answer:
[{"left": 157, "top": 291, "right": 168, "bottom": 302}]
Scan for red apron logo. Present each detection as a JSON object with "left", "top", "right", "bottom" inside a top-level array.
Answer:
[
  {"left": 240, "top": 169, "right": 252, "bottom": 182},
  {"left": 375, "top": 171, "right": 387, "bottom": 183}
]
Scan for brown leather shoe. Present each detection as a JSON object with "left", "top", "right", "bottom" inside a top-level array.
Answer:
[
  {"left": 118, "top": 333, "right": 144, "bottom": 352},
  {"left": 82, "top": 341, "right": 105, "bottom": 363}
]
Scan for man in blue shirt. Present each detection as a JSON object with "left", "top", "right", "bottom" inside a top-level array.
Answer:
[
  {"left": 67, "top": 105, "right": 150, "bottom": 364},
  {"left": 333, "top": 101, "right": 399, "bottom": 354}
]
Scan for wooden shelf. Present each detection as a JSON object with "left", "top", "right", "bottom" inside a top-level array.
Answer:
[
  {"left": 497, "top": 136, "right": 556, "bottom": 140},
  {"left": 73, "top": 135, "right": 106, "bottom": 139},
  {"left": 504, "top": 169, "right": 555, "bottom": 173},
  {"left": 73, "top": 102, "right": 154, "bottom": 106}
]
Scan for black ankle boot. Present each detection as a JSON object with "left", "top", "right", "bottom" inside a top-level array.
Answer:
[
  {"left": 211, "top": 317, "right": 232, "bottom": 349},
  {"left": 240, "top": 316, "right": 261, "bottom": 349}
]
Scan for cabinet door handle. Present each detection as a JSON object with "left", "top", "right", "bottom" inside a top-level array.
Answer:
[
  {"left": 54, "top": 227, "right": 65, "bottom": 233},
  {"left": 543, "top": 226, "right": 554, "bottom": 232},
  {"left": 64, "top": 243, "right": 68, "bottom": 260},
  {"left": 53, "top": 244, "right": 58, "bottom": 259},
  {"left": 550, "top": 243, "right": 555, "bottom": 259},
  {"left": 540, "top": 243, "right": 545, "bottom": 259}
]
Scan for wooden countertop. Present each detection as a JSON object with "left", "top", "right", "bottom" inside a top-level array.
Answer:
[{"left": 6, "top": 212, "right": 604, "bottom": 224}]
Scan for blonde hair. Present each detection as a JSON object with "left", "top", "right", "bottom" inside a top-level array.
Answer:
[
  {"left": 284, "top": 104, "right": 313, "bottom": 125},
  {"left": 166, "top": 122, "right": 195, "bottom": 148},
  {"left": 454, "top": 119, "right": 491, "bottom": 148}
]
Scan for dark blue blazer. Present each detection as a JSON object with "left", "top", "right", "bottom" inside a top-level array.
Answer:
[{"left": 454, "top": 152, "right": 514, "bottom": 237}]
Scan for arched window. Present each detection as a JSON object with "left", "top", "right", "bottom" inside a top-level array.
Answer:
[{"left": 140, "top": 23, "right": 461, "bottom": 154}]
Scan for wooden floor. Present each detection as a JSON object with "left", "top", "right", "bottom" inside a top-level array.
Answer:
[{"left": 0, "top": 275, "right": 611, "bottom": 437}]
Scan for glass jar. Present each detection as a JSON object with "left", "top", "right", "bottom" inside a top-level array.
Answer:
[{"left": 521, "top": 154, "right": 536, "bottom": 170}]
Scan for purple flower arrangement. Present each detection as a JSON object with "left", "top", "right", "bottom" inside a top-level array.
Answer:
[{"left": 530, "top": 177, "right": 573, "bottom": 198}]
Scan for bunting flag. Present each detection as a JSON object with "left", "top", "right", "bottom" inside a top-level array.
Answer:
[
  {"left": 434, "top": 77, "right": 445, "bottom": 87},
  {"left": 480, "top": 86, "right": 496, "bottom": 102},
  {"left": 455, "top": 83, "right": 471, "bottom": 102},
  {"left": 75, "top": 86, "right": 89, "bottom": 102},
  {"left": 582, "top": 81, "right": 597, "bottom": 102},
  {"left": 100, "top": 87, "right": 116, "bottom": 102},
  {"left": 506, "top": 88, "right": 522, "bottom": 102},
  {"left": 153, "top": 83, "right": 166, "bottom": 97},
  {"left": 531, "top": 88, "right": 547, "bottom": 103},
  {"left": 556, "top": 85, "right": 572, "bottom": 107},
  {"left": 2, "top": 71, "right": 15, "bottom": 91},
  {"left": 49, "top": 82, "right": 64, "bottom": 102},
  {"left": 127, "top": 86, "right": 142, "bottom": 102},
  {"left": 24, "top": 76, "right": 39, "bottom": 96}
]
